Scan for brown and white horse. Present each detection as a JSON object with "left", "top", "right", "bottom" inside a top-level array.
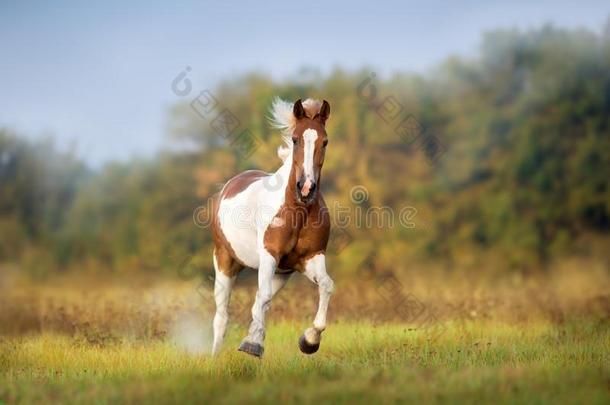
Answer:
[{"left": 210, "top": 98, "right": 334, "bottom": 357}]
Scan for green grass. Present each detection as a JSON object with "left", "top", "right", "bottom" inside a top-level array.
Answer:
[{"left": 1, "top": 320, "right": 608, "bottom": 404}]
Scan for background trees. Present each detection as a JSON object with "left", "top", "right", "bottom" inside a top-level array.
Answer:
[{"left": 1, "top": 26, "right": 608, "bottom": 277}]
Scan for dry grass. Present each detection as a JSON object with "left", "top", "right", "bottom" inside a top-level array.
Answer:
[{"left": 1, "top": 262, "right": 608, "bottom": 340}]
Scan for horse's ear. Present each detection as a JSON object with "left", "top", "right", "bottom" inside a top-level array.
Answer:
[
  {"left": 316, "top": 100, "right": 331, "bottom": 124},
  {"left": 293, "top": 99, "right": 307, "bottom": 120}
]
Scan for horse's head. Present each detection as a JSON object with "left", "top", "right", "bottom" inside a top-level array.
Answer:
[{"left": 291, "top": 99, "right": 330, "bottom": 205}]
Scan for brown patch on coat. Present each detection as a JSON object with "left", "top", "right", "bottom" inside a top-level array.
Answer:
[
  {"left": 262, "top": 199, "right": 330, "bottom": 272},
  {"left": 221, "top": 170, "right": 267, "bottom": 199},
  {"left": 262, "top": 161, "right": 331, "bottom": 271},
  {"left": 276, "top": 197, "right": 330, "bottom": 272}
]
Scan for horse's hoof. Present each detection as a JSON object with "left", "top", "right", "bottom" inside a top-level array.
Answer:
[
  {"left": 238, "top": 341, "right": 264, "bottom": 358},
  {"left": 298, "top": 334, "right": 320, "bottom": 354}
]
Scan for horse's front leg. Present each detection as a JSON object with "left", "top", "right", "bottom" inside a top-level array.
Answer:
[
  {"left": 238, "top": 250, "right": 276, "bottom": 357},
  {"left": 300, "top": 253, "right": 334, "bottom": 354}
]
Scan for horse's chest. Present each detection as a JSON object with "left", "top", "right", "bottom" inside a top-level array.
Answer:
[
  {"left": 267, "top": 219, "right": 324, "bottom": 270},
  {"left": 263, "top": 218, "right": 301, "bottom": 254}
]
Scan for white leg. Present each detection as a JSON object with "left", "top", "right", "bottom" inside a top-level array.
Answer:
[
  {"left": 300, "top": 253, "right": 334, "bottom": 353},
  {"left": 270, "top": 272, "right": 292, "bottom": 297},
  {"left": 239, "top": 250, "right": 277, "bottom": 356},
  {"left": 243, "top": 272, "right": 291, "bottom": 341},
  {"left": 212, "top": 255, "right": 236, "bottom": 356}
]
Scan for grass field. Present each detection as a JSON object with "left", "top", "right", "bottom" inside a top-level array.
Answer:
[
  {"left": 1, "top": 321, "right": 608, "bottom": 404},
  {"left": 1, "top": 267, "right": 609, "bottom": 404}
]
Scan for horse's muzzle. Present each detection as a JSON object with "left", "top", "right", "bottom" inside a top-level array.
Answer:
[
  {"left": 296, "top": 187, "right": 316, "bottom": 205},
  {"left": 296, "top": 179, "right": 317, "bottom": 205}
]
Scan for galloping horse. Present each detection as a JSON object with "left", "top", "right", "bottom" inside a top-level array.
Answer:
[{"left": 210, "top": 98, "right": 334, "bottom": 357}]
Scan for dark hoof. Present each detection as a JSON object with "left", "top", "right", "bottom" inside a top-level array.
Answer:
[
  {"left": 238, "top": 341, "right": 264, "bottom": 358},
  {"left": 298, "top": 334, "right": 320, "bottom": 354}
]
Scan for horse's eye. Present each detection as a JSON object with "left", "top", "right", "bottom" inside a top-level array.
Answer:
[
  {"left": 323, "top": 139, "right": 328, "bottom": 147},
  {"left": 292, "top": 137, "right": 298, "bottom": 145}
]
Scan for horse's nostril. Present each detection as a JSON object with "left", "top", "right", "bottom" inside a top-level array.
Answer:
[
  {"left": 310, "top": 182, "right": 316, "bottom": 192},
  {"left": 297, "top": 181, "right": 303, "bottom": 190}
]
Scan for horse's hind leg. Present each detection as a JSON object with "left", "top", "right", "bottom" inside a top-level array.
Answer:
[
  {"left": 211, "top": 249, "right": 240, "bottom": 356},
  {"left": 299, "top": 253, "right": 334, "bottom": 354}
]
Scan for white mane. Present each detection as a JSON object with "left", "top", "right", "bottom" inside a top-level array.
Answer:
[{"left": 269, "top": 97, "right": 323, "bottom": 162}]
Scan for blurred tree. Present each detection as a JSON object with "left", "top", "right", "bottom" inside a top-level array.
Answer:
[{"left": 1, "top": 25, "right": 609, "bottom": 277}]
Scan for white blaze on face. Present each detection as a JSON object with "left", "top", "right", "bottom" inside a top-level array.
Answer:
[{"left": 301, "top": 128, "right": 318, "bottom": 197}]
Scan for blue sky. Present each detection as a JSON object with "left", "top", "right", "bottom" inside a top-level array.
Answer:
[{"left": 1, "top": 0, "right": 608, "bottom": 166}]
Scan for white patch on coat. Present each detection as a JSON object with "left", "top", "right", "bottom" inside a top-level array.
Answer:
[
  {"left": 299, "top": 128, "right": 318, "bottom": 196},
  {"left": 270, "top": 216, "right": 285, "bottom": 228},
  {"left": 218, "top": 157, "right": 291, "bottom": 268},
  {"left": 303, "top": 129, "right": 318, "bottom": 179}
]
